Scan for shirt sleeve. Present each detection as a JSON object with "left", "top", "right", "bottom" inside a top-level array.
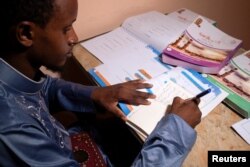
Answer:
[
  {"left": 44, "top": 77, "right": 98, "bottom": 113},
  {"left": 0, "top": 125, "right": 79, "bottom": 167},
  {"left": 131, "top": 114, "right": 197, "bottom": 167}
]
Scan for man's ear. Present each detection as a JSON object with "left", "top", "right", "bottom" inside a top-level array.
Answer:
[{"left": 16, "top": 21, "right": 35, "bottom": 47}]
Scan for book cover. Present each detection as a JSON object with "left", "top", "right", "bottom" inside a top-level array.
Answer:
[
  {"left": 163, "top": 16, "right": 242, "bottom": 74},
  {"left": 207, "top": 50, "right": 250, "bottom": 118}
]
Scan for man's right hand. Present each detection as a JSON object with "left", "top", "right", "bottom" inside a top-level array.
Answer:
[{"left": 168, "top": 97, "right": 202, "bottom": 128}]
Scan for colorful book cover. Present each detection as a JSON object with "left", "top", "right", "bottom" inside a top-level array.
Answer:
[
  {"left": 163, "top": 16, "right": 242, "bottom": 73},
  {"left": 207, "top": 50, "right": 250, "bottom": 118}
]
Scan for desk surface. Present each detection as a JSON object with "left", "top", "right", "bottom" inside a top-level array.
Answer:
[{"left": 72, "top": 43, "right": 250, "bottom": 167}]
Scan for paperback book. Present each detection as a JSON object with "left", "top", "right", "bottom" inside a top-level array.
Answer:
[
  {"left": 207, "top": 50, "right": 250, "bottom": 118},
  {"left": 162, "top": 16, "right": 242, "bottom": 74}
]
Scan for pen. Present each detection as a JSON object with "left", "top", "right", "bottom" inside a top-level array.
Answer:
[{"left": 191, "top": 88, "right": 211, "bottom": 100}]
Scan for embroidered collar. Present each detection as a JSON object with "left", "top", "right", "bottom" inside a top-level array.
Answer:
[{"left": 0, "top": 58, "right": 45, "bottom": 93}]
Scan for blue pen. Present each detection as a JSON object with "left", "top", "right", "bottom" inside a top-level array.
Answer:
[{"left": 192, "top": 88, "right": 211, "bottom": 100}]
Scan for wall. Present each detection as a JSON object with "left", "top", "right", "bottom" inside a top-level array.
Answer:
[{"left": 75, "top": 0, "right": 250, "bottom": 49}]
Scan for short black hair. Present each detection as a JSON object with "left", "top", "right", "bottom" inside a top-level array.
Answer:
[
  {"left": 2, "top": 0, "right": 55, "bottom": 28},
  {"left": 1, "top": 0, "right": 55, "bottom": 50}
]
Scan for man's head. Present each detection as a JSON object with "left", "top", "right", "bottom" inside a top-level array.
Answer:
[
  {"left": 1, "top": 0, "right": 78, "bottom": 78},
  {"left": 2, "top": 0, "right": 54, "bottom": 32}
]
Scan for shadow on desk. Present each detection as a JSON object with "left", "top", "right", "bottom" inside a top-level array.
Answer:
[{"left": 61, "top": 56, "right": 97, "bottom": 86}]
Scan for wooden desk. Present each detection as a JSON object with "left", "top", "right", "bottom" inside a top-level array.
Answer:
[{"left": 72, "top": 43, "right": 250, "bottom": 167}]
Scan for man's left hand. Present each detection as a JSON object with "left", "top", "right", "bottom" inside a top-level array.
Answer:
[{"left": 91, "top": 80, "right": 156, "bottom": 121}]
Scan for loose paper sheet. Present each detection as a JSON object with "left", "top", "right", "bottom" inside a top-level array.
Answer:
[{"left": 232, "top": 118, "right": 250, "bottom": 145}]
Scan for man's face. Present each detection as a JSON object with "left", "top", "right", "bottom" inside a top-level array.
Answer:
[{"left": 30, "top": 0, "right": 78, "bottom": 71}]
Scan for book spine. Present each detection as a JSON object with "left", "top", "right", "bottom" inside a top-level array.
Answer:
[
  {"left": 161, "top": 53, "right": 222, "bottom": 74},
  {"left": 164, "top": 46, "right": 225, "bottom": 67}
]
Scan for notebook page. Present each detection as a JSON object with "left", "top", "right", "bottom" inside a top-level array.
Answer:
[
  {"left": 127, "top": 79, "right": 192, "bottom": 136},
  {"left": 122, "top": 11, "right": 190, "bottom": 52}
]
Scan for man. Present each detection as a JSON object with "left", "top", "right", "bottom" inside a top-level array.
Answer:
[{"left": 0, "top": 0, "right": 201, "bottom": 166}]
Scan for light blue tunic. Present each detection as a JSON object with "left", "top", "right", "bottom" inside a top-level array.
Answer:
[{"left": 0, "top": 58, "right": 196, "bottom": 167}]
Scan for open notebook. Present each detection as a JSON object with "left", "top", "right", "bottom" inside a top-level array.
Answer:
[
  {"left": 90, "top": 66, "right": 228, "bottom": 139},
  {"left": 125, "top": 78, "right": 192, "bottom": 138}
]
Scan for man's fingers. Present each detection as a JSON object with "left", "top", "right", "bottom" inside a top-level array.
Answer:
[
  {"left": 171, "top": 97, "right": 183, "bottom": 107},
  {"left": 124, "top": 79, "right": 153, "bottom": 89},
  {"left": 118, "top": 90, "right": 156, "bottom": 105},
  {"left": 192, "top": 98, "right": 200, "bottom": 105}
]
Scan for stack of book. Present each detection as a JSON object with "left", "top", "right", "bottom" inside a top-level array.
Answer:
[
  {"left": 162, "top": 16, "right": 242, "bottom": 74},
  {"left": 207, "top": 51, "right": 250, "bottom": 118},
  {"left": 80, "top": 8, "right": 247, "bottom": 139}
]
